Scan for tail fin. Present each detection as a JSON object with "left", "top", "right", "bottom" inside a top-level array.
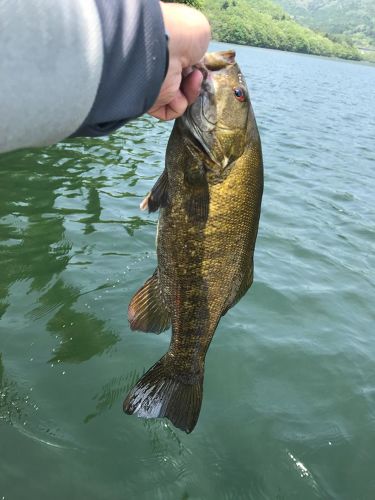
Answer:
[{"left": 123, "top": 355, "right": 203, "bottom": 433}]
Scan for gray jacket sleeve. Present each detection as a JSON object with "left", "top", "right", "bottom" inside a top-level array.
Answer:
[
  {"left": 73, "top": 0, "right": 168, "bottom": 137},
  {"left": 0, "top": 0, "right": 167, "bottom": 153}
]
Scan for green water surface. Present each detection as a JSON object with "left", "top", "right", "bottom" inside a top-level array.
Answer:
[{"left": 1, "top": 43, "right": 375, "bottom": 499}]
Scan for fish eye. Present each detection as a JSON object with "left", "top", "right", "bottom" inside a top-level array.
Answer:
[{"left": 233, "top": 87, "right": 246, "bottom": 102}]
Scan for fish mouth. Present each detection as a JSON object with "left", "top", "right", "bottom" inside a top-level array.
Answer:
[
  {"left": 184, "top": 107, "right": 216, "bottom": 162},
  {"left": 183, "top": 51, "right": 243, "bottom": 165},
  {"left": 194, "top": 50, "right": 235, "bottom": 74},
  {"left": 194, "top": 55, "right": 235, "bottom": 127},
  {"left": 184, "top": 111, "right": 233, "bottom": 168},
  {"left": 201, "top": 81, "right": 217, "bottom": 126},
  {"left": 202, "top": 50, "right": 236, "bottom": 71},
  {"left": 182, "top": 72, "right": 217, "bottom": 157}
]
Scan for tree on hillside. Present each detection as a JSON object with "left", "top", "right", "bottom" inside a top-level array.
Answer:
[{"left": 162, "top": 0, "right": 203, "bottom": 9}]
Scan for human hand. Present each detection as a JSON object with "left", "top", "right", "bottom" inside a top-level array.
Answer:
[{"left": 147, "top": 2, "right": 211, "bottom": 121}]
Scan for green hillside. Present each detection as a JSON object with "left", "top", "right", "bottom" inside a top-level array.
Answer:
[
  {"left": 274, "top": 0, "right": 375, "bottom": 50},
  {"left": 202, "top": 0, "right": 361, "bottom": 60}
]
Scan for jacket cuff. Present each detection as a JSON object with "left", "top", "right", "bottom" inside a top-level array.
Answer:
[{"left": 73, "top": 0, "right": 168, "bottom": 137}]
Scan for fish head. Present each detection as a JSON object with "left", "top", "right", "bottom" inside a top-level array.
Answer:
[{"left": 181, "top": 50, "right": 250, "bottom": 169}]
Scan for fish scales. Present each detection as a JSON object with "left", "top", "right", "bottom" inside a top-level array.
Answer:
[{"left": 124, "top": 50, "right": 263, "bottom": 433}]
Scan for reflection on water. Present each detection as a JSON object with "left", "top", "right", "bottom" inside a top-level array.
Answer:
[
  {"left": 84, "top": 372, "right": 138, "bottom": 423},
  {"left": 0, "top": 153, "right": 67, "bottom": 317},
  {"left": 28, "top": 279, "right": 114, "bottom": 321},
  {"left": 84, "top": 367, "right": 194, "bottom": 470},
  {"left": 0, "top": 352, "right": 21, "bottom": 423},
  {"left": 81, "top": 186, "right": 102, "bottom": 235},
  {"left": 0, "top": 352, "right": 36, "bottom": 425},
  {"left": 46, "top": 299, "right": 118, "bottom": 364},
  {"left": 0, "top": 115, "right": 166, "bottom": 430}
]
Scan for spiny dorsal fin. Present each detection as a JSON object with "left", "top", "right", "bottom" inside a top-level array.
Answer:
[{"left": 128, "top": 271, "right": 170, "bottom": 334}]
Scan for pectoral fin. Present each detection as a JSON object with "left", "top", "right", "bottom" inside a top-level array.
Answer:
[
  {"left": 128, "top": 271, "right": 170, "bottom": 334},
  {"left": 140, "top": 169, "right": 169, "bottom": 213},
  {"left": 222, "top": 261, "right": 254, "bottom": 316}
]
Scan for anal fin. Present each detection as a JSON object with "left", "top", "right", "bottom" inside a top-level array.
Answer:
[{"left": 128, "top": 270, "right": 170, "bottom": 334}]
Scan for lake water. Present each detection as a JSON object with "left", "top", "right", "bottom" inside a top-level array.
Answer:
[{"left": 1, "top": 42, "right": 375, "bottom": 499}]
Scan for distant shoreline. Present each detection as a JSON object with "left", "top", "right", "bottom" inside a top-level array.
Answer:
[
  {"left": 204, "top": 1, "right": 364, "bottom": 63},
  {"left": 211, "top": 39, "right": 375, "bottom": 65}
]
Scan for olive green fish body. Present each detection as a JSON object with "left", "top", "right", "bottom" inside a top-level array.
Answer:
[
  {"left": 124, "top": 51, "right": 263, "bottom": 432},
  {"left": 159, "top": 118, "right": 262, "bottom": 363}
]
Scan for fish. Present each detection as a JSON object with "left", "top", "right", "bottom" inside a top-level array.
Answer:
[{"left": 123, "top": 50, "right": 263, "bottom": 433}]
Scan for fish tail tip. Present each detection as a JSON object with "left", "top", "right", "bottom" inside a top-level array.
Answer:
[{"left": 123, "top": 356, "right": 203, "bottom": 433}]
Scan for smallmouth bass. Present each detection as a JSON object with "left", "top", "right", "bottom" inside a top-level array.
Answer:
[{"left": 124, "top": 50, "right": 263, "bottom": 433}]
